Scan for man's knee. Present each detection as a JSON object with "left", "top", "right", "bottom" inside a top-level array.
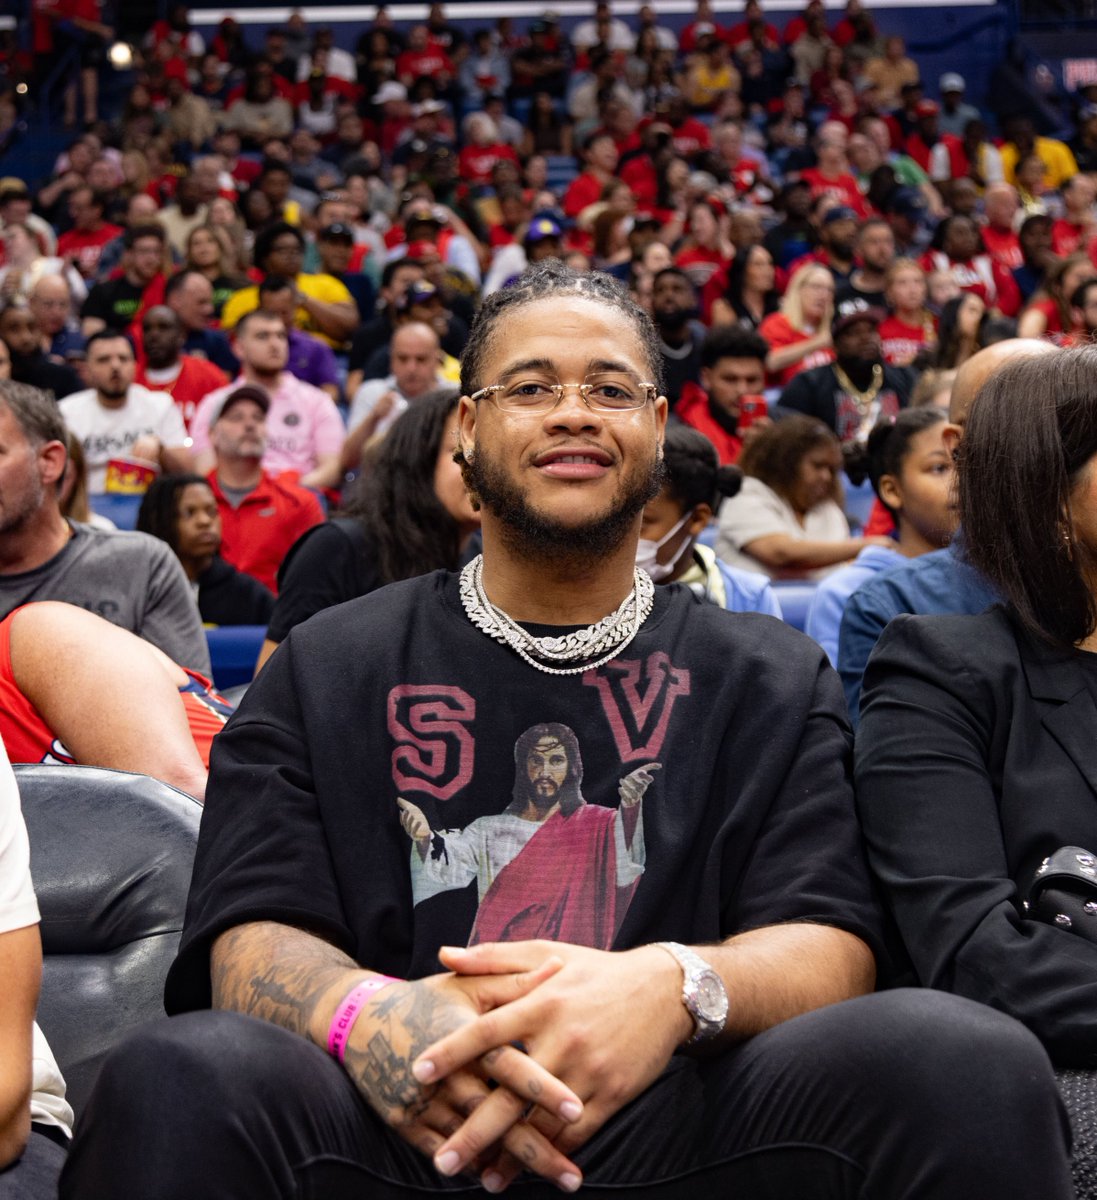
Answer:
[
  {"left": 86, "top": 1011, "right": 298, "bottom": 1114},
  {"left": 813, "top": 989, "right": 1065, "bottom": 1123}
]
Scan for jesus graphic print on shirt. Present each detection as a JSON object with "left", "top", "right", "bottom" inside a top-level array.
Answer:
[{"left": 399, "top": 722, "right": 658, "bottom": 950}]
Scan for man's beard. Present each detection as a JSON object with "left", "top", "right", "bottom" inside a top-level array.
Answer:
[
  {"left": 464, "top": 447, "right": 665, "bottom": 567},
  {"left": 0, "top": 473, "right": 44, "bottom": 537}
]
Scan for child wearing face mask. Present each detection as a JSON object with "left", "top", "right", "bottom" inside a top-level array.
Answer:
[{"left": 637, "top": 424, "right": 783, "bottom": 616}]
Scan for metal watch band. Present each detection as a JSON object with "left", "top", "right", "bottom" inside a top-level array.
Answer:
[{"left": 656, "top": 941, "right": 728, "bottom": 1045}]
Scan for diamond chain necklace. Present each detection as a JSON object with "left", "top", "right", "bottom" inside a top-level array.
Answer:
[{"left": 458, "top": 554, "right": 654, "bottom": 676}]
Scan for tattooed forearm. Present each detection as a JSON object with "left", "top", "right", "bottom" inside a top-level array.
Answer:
[
  {"left": 345, "top": 981, "right": 469, "bottom": 1125},
  {"left": 211, "top": 922, "right": 359, "bottom": 1037}
]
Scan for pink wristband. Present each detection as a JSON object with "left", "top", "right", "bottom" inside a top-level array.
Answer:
[{"left": 327, "top": 976, "right": 400, "bottom": 1062}]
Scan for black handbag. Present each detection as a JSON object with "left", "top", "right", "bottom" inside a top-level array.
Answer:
[{"left": 1026, "top": 847, "right": 1097, "bottom": 943}]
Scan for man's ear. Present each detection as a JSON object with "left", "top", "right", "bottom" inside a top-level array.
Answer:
[
  {"left": 941, "top": 422, "right": 962, "bottom": 459},
  {"left": 39, "top": 439, "right": 68, "bottom": 489},
  {"left": 457, "top": 393, "right": 477, "bottom": 461}
]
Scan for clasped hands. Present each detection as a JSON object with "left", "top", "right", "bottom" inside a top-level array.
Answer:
[{"left": 351, "top": 940, "right": 688, "bottom": 1194}]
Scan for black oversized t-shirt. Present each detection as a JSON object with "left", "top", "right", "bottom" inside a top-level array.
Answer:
[{"left": 166, "top": 572, "right": 882, "bottom": 1010}]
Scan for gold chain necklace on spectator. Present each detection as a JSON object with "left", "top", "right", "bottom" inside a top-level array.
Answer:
[{"left": 832, "top": 362, "right": 884, "bottom": 413}]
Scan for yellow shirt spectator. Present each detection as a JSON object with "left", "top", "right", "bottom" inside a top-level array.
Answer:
[
  {"left": 221, "top": 273, "right": 355, "bottom": 348},
  {"left": 1001, "top": 136, "right": 1079, "bottom": 191}
]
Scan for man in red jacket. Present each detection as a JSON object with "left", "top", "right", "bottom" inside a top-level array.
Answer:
[{"left": 677, "top": 327, "right": 770, "bottom": 465}]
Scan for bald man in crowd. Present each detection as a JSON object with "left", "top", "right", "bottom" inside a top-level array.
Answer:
[
  {"left": 28, "top": 274, "right": 86, "bottom": 368},
  {"left": 837, "top": 339, "right": 1060, "bottom": 724},
  {"left": 341, "top": 322, "right": 445, "bottom": 471}
]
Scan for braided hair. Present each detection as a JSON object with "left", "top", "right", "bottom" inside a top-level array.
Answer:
[
  {"left": 459, "top": 260, "right": 666, "bottom": 397},
  {"left": 661, "top": 424, "right": 742, "bottom": 513}
]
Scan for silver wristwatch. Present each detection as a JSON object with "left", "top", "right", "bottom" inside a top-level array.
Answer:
[{"left": 656, "top": 941, "right": 729, "bottom": 1045}]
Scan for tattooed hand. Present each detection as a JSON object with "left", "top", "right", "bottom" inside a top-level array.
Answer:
[
  {"left": 211, "top": 922, "right": 586, "bottom": 1191},
  {"left": 409, "top": 940, "right": 690, "bottom": 1190}
]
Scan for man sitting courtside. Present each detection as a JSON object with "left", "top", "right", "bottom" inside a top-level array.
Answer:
[{"left": 61, "top": 263, "right": 1072, "bottom": 1200}]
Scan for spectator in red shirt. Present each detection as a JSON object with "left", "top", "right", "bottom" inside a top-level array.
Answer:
[
  {"left": 396, "top": 25, "right": 455, "bottom": 90},
  {"left": 56, "top": 187, "right": 122, "bottom": 281},
  {"left": 679, "top": 0, "right": 724, "bottom": 54},
  {"left": 830, "top": 0, "right": 876, "bottom": 52},
  {"left": 457, "top": 113, "right": 519, "bottom": 188},
  {"left": 677, "top": 326, "right": 770, "bottom": 465},
  {"left": 920, "top": 215, "right": 1002, "bottom": 310},
  {"left": 662, "top": 92, "right": 711, "bottom": 163},
  {"left": 758, "top": 262, "right": 836, "bottom": 386},
  {"left": 878, "top": 259, "right": 936, "bottom": 366},
  {"left": 799, "top": 124, "right": 870, "bottom": 218},
  {"left": 135, "top": 305, "right": 229, "bottom": 433},
  {"left": 783, "top": 0, "right": 825, "bottom": 46},
  {"left": 980, "top": 183, "right": 1022, "bottom": 270},
  {"left": 1052, "top": 173, "right": 1097, "bottom": 257},
  {"left": 487, "top": 188, "right": 530, "bottom": 249},
  {"left": 205, "top": 385, "right": 324, "bottom": 594},
  {"left": 725, "top": 0, "right": 780, "bottom": 49},
  {"left": 1017, "top": 253, "right": 1097, "bottom": 343},
  {"left": 905, "top": 101, "right": 966, "bottom": 182},
  {"left": 563, "top": 133, "right": 620, "bottom": 219},
  {"left": 675, "top": 199, "right": 734, "bottom": 296}
]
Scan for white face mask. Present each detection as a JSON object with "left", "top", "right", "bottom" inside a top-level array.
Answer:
[{"left": 636, "top": 512, "right": 693, "bottom": 582}]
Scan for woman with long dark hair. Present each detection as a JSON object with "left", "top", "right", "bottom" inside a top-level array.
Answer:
[
  {"left": 1018, "top": 252, "right": 1097, "bottom": 343},
  {"left": 927, "top": 292, "right": 988, "bottom": 370},
  {"left": 256, "top": 388, "right": 480, "bottom": 670},
  {"left": 855, "top": 346, "right": 1097, "bottom": 1189},
  {"left": 710, "top": 243, "right": 779, "bottom": 331}
]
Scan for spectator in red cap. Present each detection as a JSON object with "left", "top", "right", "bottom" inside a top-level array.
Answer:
[{"left": 905, "top": 101, "right": 966, "bottom": 182}]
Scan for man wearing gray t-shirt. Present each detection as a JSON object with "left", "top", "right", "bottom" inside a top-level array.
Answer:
[{"left": 0, "top": 380, "right": 209, "bottom": 674}]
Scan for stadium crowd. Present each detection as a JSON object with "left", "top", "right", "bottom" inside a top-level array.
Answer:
[{"left": 5, "top": 1, "right": 1097, "bottom": 1197}]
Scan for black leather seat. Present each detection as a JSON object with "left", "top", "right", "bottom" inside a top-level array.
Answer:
[{"left": 15, "top": 764, "right": 202, "bottom": 1117}]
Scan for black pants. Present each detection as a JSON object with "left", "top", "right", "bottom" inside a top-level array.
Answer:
[
  {"left": 0, "top": 1128, "right": 67, "bottom": 1200},
  {"left": 60, "top": 989, "right": 1073, "bottom": 1200}
]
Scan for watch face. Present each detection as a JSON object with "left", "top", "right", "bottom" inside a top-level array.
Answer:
[{"left": 694, "top": 970, "right": 728, "bottom": 1022}]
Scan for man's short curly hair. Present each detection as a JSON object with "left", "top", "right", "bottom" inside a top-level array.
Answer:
[{"left": 459, "top": 260, "right": 666, "bottom": 398}]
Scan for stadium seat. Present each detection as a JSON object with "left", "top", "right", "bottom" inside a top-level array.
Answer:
[
  {"left": 89, "top": 492, "right": 143, "bottom": 531},
  {"left": 205, "top": 624, "right": 267, "bottom": 690},
  {"left": 770, "top": 582, "right": 818, "bottom": 632},
  {"left": 841, "top": 472, "right": 876, "bottom": 532},
  {"left": 544, "top": 154, "right": 579, "bottom": 193},
  {"left": 17, "top": 763, "right": 201, "bottom": 1116}
]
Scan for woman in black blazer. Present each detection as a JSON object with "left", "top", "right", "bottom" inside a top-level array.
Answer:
[
  {"left": 856, "top": 346, "right": 1097, "bottom": 1068},
  {"left": 859, "top": 345, "right": 1097, "bottom": 1060}
]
